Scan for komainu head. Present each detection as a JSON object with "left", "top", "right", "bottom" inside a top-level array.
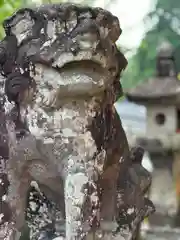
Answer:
[{"left": 0, "top": 3, "right": 127, "bottom": 105}]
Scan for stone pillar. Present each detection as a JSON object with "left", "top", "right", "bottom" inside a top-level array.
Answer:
[{"left": 172, "top": 151, "right": 180, "bottom": 227}]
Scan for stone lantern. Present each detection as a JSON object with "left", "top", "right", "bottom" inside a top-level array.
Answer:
[
  {"left": 126, "top": 41, "right": 180, "bottom": 227},
  {"left": 126, "top": 41, "right": 180, "bottom": 153}
]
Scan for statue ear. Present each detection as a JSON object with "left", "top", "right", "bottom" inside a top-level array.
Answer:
[{"left": 3, "top": 8, "right": 46, "bottom": 46}]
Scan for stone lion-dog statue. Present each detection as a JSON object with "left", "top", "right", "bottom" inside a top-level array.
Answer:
[{"left": 0, "top": 3, "right": 154, "bottom": 240}]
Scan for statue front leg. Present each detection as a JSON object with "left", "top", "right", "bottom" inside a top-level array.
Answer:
[
  {"left": 0, "top": 170, "right": 30, "bottom": 240},
  {"left": 0, "top": 119, "right": 31, "bottom": 240},
  {"left": 64, "top": 157, "right": 90, "bottom": 240}
]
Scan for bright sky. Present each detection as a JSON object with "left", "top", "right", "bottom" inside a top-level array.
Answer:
[{"left": 94, "top": 0, "right": 152, "bottom": 49}]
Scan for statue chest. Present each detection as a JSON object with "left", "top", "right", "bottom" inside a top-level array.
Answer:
[{"left": 25, "top": 103, "right": 97, "bottom": 166}]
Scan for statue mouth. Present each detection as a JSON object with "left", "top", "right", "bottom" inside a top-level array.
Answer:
[{"left": 31, "top": 59, "right": 113, "bottom": 99}]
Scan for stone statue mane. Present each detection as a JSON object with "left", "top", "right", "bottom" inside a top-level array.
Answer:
[{"left": 0, "top": 3, "right": 154, "bottom": 240}]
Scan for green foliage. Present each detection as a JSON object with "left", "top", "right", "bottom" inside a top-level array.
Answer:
[
  {"left": 0, "top": 0, "right": 23, "bottom": 39},
  {"left": 0, "top": 0, "right": 4, "bottom": 7},
  {"left": 121, "top": 0, "right": 180, "bottom": 90}
]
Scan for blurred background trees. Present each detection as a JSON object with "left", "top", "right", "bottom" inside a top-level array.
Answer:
[{"left": 122, "top": 0, "right": 180, "bottom": 90}]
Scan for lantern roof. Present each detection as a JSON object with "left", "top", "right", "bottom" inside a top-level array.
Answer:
[{"left": 126, "top": 41, "right": 180, "bottom": 105}]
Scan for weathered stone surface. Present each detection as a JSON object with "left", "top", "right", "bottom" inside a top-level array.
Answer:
[{"left": 0, "top": 3, "right": 154, "bottom": 240}]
